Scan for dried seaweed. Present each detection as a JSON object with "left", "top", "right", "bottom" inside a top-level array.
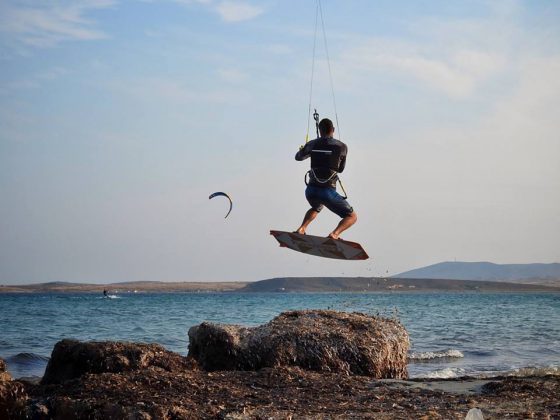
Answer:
[{"left": 189, "top": 310, "right": 410, "bottom": 379}]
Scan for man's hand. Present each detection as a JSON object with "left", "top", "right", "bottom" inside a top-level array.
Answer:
[{"left": 299, "top": 145, "right": 304, "bottom": 151}]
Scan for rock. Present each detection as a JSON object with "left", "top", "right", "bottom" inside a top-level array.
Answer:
[
  {"left": 0, "top": 357, "right": 28, "bottom": 418},
  {"left": 188, "top": 324, "right": 252, "bottom": 371},
  {"left": 188, "top": 310, "right": 409, "bottom": 378},
  {"left": 0, "top": 359, "right": 10, "bottom": 382},
  {"left": 41, "top": 339, "right": 197, "bottom": 385},
  {"left": 27, "top": 402, "right": 50, "bottom": 419}
]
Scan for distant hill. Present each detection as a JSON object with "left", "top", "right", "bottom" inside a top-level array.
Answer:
[
  {"left": 3, "top": 275, "right": 560, "bottom": 294},
  {"left": 0, "top": 281, "right": 247, "bottom": 293},
  {"left": 238, "top": 277, "right": 560, "bottom": 293},
  {"left": 395, "top": 262, "right": 560, "bottom": 284}
]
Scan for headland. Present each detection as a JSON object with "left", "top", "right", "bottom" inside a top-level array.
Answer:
[{"left": 2, "top": 277, "right": 559, "bottom": 294}]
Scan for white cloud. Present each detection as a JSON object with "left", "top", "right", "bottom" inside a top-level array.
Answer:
[
  {"left": 331, "top": 8, "right": 527, "bottom": 99},
  {"left": 0, "top": 0, "right": 114, "bottom": 48},
  {"left": 341, "top": 39, "right": 505, "bottom": 98},
  {"left": 214, "top": 1, "right": 263, "bottom": 22},
  {"left": 173, "top": 0, "right": 263, "bottom": 23}
]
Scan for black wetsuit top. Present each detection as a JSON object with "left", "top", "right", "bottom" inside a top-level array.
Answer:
[{"left": 295, "top": 136, "right": 347, "bottom": 188}]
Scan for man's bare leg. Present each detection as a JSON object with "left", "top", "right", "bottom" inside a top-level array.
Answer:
[
  {"left": 328, "top": 211, "right": 357, "bottom": 240},
  {"left": 296, "top": 208, "right": 319, "bottom": 235}
]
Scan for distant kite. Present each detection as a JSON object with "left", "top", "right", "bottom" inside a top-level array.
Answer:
[{"left": 209, "top": 192, "right": 233, "bottom": 218}]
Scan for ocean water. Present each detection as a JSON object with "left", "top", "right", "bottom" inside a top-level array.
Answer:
[{"left": 1, "top": 292, "right": 559, "bottom": 380}]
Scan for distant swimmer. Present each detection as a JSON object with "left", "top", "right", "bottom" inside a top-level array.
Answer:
[{"left": 294, "top": 118, "right": 357, "bottom": 240}]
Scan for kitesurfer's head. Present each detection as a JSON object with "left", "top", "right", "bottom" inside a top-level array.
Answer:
[{"left": 318, "top": 118, "right": 335, "bottom": 137}]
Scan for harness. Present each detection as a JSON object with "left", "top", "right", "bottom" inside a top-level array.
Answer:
[
  {"left": 304, "top": 110, "right": 348, "bottom": 199},
  {"left": 304, "top": 169, "right": 348, "bottom": 199}
]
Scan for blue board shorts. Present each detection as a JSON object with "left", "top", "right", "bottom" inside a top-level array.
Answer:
[{"left": 305, "top": 185, "right": 354, "bottom": 218}]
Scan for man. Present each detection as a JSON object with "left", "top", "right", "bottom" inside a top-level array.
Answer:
[{"left": 295, "top": 118, "right": 357, "bottom": 239}]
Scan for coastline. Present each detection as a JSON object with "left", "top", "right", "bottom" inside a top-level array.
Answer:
[
  {"left": 0, "top": 281, "right": 248, "bottom": 294},
  {"left": 1, "top": 276, "right": 559, "bottom": 294},
  {"left": 6, "top": 347, "right": 559, "bottom": 419}
]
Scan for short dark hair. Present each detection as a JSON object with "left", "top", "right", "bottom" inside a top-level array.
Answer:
[{"left": 318, "top": 118, "right": 334, "bottom": 136}]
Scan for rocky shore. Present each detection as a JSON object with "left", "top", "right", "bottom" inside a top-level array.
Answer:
[{"left": 1, "top": 311, "right": 558, "bottom": 419}]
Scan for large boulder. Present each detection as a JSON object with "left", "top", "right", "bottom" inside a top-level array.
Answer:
[
  {"left": 41, "top": 339, "right": 196, "bottom": 385},
  {"left": 0, "top": 358, "right": 27, "bottom": 418},
  {"left": 188, "top": 310, "right": 409, "bottom": 378}
]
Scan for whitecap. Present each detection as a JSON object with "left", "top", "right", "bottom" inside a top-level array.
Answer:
[
  {"left": 416, "top": 367, "right": 467, "bottom": 379},
  {"left": 409, "top": 349, "right": 464, "bottom": 361},
  {"left": 480, "top": 365, "right": 560, "bottom": 378}
]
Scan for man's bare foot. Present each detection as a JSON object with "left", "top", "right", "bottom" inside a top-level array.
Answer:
[
  {"left": 295, "top": 209, "right": 318, "bottom": 237},
  {"left": 328, "top": 213, "right": 356, "bottom": 241}
]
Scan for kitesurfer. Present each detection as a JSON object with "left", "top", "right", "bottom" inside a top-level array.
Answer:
[
  {"left": 294, "top": 118, "right": 357, "bottom": 239},
  {"left": 103, "top": 289, "right": 108, "bottom": 298}
]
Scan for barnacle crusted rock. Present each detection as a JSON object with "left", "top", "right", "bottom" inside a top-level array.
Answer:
[
  {"left": 41, "top": 339, "right": 196, "bottom": 385},
  {"left": 188, "top": 310, "right": 410, "bottom": 378}
]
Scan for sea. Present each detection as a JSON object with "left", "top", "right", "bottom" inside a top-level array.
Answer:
[{"left": 1, "top": 292, "right": 559, "bottom": 380}]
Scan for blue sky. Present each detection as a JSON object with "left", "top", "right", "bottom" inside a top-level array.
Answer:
[{"left": 1, "top": 0, "right": 559, "bottom": 284}]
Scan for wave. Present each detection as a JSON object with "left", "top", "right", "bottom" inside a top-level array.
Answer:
[
  {"left": 7, "top": 352, "right": 49, "bottom": 364},
  {"left": 409, "top": 349, "right": 464, "bottom": 362},
  {"left": 5, "top": 352, "right": 50, "bottom": 379},
  {"left": 414, "top": 365, "right": 560, "bottom": 380},
  {"left": 464, "top": 349, "right": 497, "bottom": 357},
  {"left": 479, "top": 365, "right": 560, "bottom": 378},
  {"left": 416, "top": 367, "right": 467, "bottom": 379}
]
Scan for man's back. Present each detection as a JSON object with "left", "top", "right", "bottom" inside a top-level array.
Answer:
[{"left": 295, "top": 136, "right": 347, "bottom": 188}]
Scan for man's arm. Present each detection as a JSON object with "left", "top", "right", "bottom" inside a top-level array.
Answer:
[
  {"left": 338, "top": 144, "right": 347, "bottom": 173},
  {"left": 338, "top": 155, "right": 346, "bottom": 173},
  {"left": 295, "top": 140, "right": 314, "bottom": 161}
]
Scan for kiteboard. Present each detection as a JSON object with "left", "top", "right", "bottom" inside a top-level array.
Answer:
[{"left": 270, "top": 230, "right": 369, "bottom": 260}]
